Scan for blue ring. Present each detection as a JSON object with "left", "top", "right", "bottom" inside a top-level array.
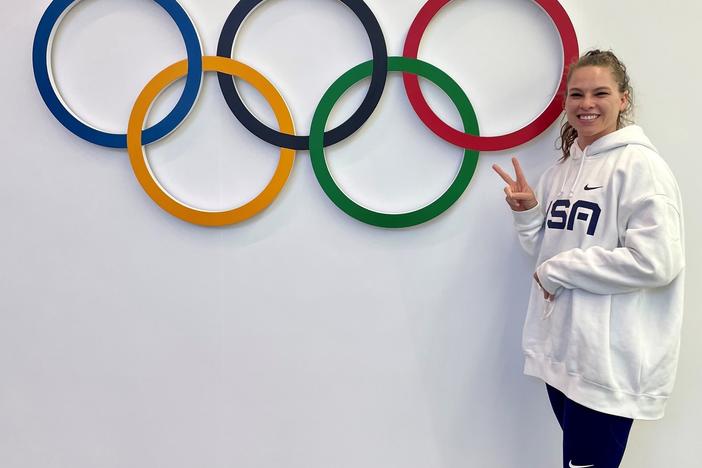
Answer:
[{"left": 32, "top": 0, "right": 203, "bottom": 149}]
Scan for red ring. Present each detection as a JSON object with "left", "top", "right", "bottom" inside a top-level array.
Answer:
[{"left": 402, "top": 0, "right": 579, "bottom": 151}]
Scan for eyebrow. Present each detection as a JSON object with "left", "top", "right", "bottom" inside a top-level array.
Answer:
[{"left": 569, "top": 86, "right": 613, "bottom": 93}]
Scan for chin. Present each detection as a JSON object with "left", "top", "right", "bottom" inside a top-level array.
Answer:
[{"left": 577, "top": 129, "right": 599, "bottom": 138}]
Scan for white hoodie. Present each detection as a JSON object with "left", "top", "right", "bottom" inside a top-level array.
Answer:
[{"left": 512, "top": 125, "right": 685, "bottom": 420}]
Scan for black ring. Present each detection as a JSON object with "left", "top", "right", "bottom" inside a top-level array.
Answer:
[{"left": 217, "top": 0, "right": 388, "bottom": 150}]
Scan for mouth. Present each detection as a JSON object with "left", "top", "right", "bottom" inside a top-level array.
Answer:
[{"left": 577, "top": 113, "right": 600, "bottom": 122}]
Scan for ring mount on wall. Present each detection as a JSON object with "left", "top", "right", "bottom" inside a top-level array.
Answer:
[
  {"left": 32, "top": 0, "right": 203, "bottom": 149},
  {"left": 309, "top": 57, "right": 479, "bottom": 228},
  {"left": 32, "top": 0, "right": 579, "bottom": 227},
  {"left": 127, "top": 56, "right": 295, "bottom": 227},
  {"left": 216, "top": 0, "right": 389, "bottom": 151},
  {"left": 402, "top": 0, "right": 579, "bottom": 151}
]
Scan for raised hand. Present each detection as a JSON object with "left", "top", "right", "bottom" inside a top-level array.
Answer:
[{"left": 492, "top": 157, "right": 537, "bottom": 212}]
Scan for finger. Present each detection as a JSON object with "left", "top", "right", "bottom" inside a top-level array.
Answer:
[
  {"left": 512, "top": 157, "right": 527, "bottom": 185},
  {"left": 533, "top": 272, "right": 543, "bottom": 289},
  {"left": 492, "top": 164, "right": 516, "bottom": 186},
  {"left": 510, "top": 192, "right": 534, "bottom": 200},
  {"left": 505, "top": 196, "right": 519, "bottom": 209},
  {"left": 504, "top": 186, "right": 520, "bottom": 202}
]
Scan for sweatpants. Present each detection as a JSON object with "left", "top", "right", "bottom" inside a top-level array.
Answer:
[{"left": 546, "top": 384, "right": 634, "bottom": 468}]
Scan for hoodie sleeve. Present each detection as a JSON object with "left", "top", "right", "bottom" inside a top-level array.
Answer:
[
  {"left": 511, "top": 201, "right": 546, "bottom": 257},
  {"left": 510, "top": 169, "right": 552, "bottom": 257},
  {"left": 536, "top": 193, "right": 685, "bottom": 295}
]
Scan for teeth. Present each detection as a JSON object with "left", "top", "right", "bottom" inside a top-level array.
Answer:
[{"left": 579, "top": 114, "right": 598, "bottom": 120}]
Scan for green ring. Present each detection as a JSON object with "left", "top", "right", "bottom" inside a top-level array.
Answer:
[{"left": 309, "top": 56, "right": 480, "bottom": 228}]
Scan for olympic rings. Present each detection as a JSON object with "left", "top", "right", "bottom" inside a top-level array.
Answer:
[
  {"left": 127, "top": 56, "right": 295, "bottom": 227},
  {"left": 310, "top": 57, "right": 479, "bottom": 228},
  {"left": 216, "top": 0, "right": 388, "bottom": 151},
  {"left": 402, "top": 0, "right": 579, "bottom": 151},
  {"left": 32, "top": 0, "right": 203, "bottom": 149},
  {"left": 33, "top": 0, "right": 579, "bottom": 227}
]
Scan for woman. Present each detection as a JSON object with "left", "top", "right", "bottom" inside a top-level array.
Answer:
[{"left": 492, "top": 50, "right": 685, "bottom": 468}]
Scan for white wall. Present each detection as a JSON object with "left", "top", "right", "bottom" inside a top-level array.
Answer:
[{"left": 1, "top": 1, "right": 700, "bottom": 467}]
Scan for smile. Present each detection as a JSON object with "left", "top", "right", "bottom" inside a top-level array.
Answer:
[{"left": 578, "top": 114, "right": 599, "bottom": 121}]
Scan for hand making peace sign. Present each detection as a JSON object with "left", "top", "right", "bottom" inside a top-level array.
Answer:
[{"left": 492, "top": 157, "right": 538, "bottom": 212}]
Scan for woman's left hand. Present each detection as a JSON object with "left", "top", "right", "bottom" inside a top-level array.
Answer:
[{"left": 533, "top": 272, "right": 554, "bottom": 301}]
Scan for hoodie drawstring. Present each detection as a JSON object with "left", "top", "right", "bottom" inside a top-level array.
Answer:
[
  {"left": 557, "top": 146, "right": 588, "bottom": 198},
  {"left": 557, "top": 162, "right": 571, "bottom": 197},
  {"left": 568, "top": 146, "right": 588, "bottom": 198},
  {"left": 542, "top": 295, "right": 556, "bottom": 320}
]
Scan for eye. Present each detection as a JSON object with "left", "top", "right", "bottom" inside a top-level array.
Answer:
[
  {"left": 569, "top": 92, "right": 582, "bottom": 97},
  {"left": 596, "top": 92, "right": 610, "bottom": 96}
]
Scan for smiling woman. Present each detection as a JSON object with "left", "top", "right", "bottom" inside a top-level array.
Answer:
[{"left": 493, "top": 49, "right": 685, "bottom": 468}]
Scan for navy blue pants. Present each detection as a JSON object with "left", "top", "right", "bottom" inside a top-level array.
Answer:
[{"left": 546, "top": 384, "right": 634, "bottom": 468}]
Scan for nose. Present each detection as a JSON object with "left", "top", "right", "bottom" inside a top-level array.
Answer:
[{"left": 580, "top": 94, "right": 595, "bottom": 109}]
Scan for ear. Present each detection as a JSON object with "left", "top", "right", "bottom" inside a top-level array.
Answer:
[{"left": 619, "top": 90, "right": 629, "bottom": 112}]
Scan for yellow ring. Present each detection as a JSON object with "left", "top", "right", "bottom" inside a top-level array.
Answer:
[{"left": 127, "top": 56, "right": 295, "bottom": 226}]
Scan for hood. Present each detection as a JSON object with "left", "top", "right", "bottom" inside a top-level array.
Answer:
[
  {"left": 558, "top": 125, "right": 657, "bottom": 198},
  {"left": 575, "top": 125, "right": 658, "bottom": 158}
]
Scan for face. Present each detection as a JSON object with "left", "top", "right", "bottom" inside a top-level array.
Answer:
[{"left": 565, "top": 65, "right": 628, "bottom": 148}]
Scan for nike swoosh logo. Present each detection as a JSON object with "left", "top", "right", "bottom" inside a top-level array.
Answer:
[
  {"left": 569, "top": 461, "right": 594, "bottom": 468},
  {"left": 584, "top": 184, "right": 603, "bottom": 191}
]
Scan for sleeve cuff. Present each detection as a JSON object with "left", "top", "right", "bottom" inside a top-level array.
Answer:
[
  {"left": 536, "top": 261, "right": 561, "bottom": 296},
  {"left": 512, "top": 201, "right": 543, "bottom": 228}
]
